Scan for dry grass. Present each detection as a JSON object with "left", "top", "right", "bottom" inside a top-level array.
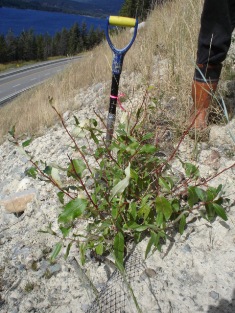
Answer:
[{"left": 0, "top": 0, "right": 204, "bottom": 143}]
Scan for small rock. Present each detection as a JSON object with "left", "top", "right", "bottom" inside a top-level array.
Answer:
[
  {"left": 140, "top": 268, "right": 157, "bottom": 280},
  {"left": 63, "top": 110, "right": 70, "bottom": 121},
  {"left": 182, "top": 244, "right": 192, "bottom": 253},
  {"left": 145, "top": 268, "right": 157, "bottom": 278},
  {"left": 49, "top": 263, "right": 62, "bottom": 276},
  {"left": 0, "top": 209, "right": 18, "bottom": 225},
  {"left": 9, "top": 290, "right": 21, "bottom": 301},
  {"left": 209, "top": 291, "right": 220, "bottom": 300},
  {"left": 16, "top": 178, "right": 32, "bottom": 192}
]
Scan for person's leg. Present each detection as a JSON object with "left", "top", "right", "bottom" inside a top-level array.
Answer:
[{"left": 191, "top": 0, "right": 234, "bottom": 129}]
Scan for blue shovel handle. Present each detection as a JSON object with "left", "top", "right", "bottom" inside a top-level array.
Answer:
[{"left": 105, "top": 16, "right": 138, "bottom": 75}]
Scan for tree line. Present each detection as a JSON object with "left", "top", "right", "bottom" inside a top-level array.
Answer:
[
  {"left": 120, "top": 0, "right": 168, "bottom": 20},
  {"left": 0, "top": 22, "right": 104, "bottom": 63}
]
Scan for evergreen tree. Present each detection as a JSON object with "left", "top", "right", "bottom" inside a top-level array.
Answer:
[
  {"left": 5, "top": 29, "right": 17, "bottom": 62},
  {"left": 36, "top": 35, "right": 45, "bottom": 60},
  {"left": 57, "top": 28, "right": 69, "bottom": 56},
  {"left": 18, "top": 29, "right": 37, "bottom": 61},
  {"left": 81, "top": 22, "right": 88, "bottom": 50},
  {"left": 43, "top": 33, "right": 52, "bottom": 59},
  {"left": 120, "top": 0, "right": 158, "bottom": 20},
  {"left": 68, "top": 22, "right": 80, "bottom": 55},
  {"left": 0, "top": 35, "right": 7, "bottom": 63},
  {"left": 119, "top": 0, "right": 136, "bottom": 18}
]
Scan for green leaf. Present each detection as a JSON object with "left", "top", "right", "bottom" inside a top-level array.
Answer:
[
  {"left": 126, "top": 142, "right": 139, "bottom": 155},
  {"left": 95, "top": 243, "right": 104, "bottom": 255},
  {"left": 138, "top": 204, "right": 151, "bottom": 220},
  {"left": 145, "top": 231, "right": 158, "bottom": 258},
  {"left": 216, "top": 184, "right": 223, "bottom": 194},
  {"left": 156, "top": 197, "right": 172, "bottom": 220},
  {"left": 50, "top": 242, "right": 63, "bottom": 262},
  {"left": 195, "top": 187, "right": 207, "bottom": 202},
  {"left": 58, "top": 198, "right": 87, "bottom": 224},
  {"left": 64, "top": 242, "right": 72, "bottom": 260},
  {"left": 8, "top": 125, "right": 16, "bottom": 137},
  {"left": 140, "top": 144, "right": 157, "bottom": 154},
  {"left": 67, "top": 159, "right": 86, "bottom": 179},
  {"left": 179, "top": 215, "right": 186, "bottom": 235},
  {"left": 73, "top": 115, "right": 79, "bottom": 125},
  {"left": 110, "top": 163, "right": 131, "bottom": 200},
  {"left": 57, "top": 191, "right": 65, "bottom": 204},
  {"left": 25, "top": 167, "right": 37, "bottom": 179},
  {"left": 206, "top": 187, "right": 218, "bottom": 201},
  {"left": 22, "top": 138, "right": 33, "bottom": 148},
  {"left": 142, "top": 133, "right": 154, "bottom": 141},
  {"left": 163, "top": 177, "right": 174, "bottom": 190},
  {"left": 205, "top": 203, "right": 215, "bottom": 220},
  {"left": 188, "top": 186, "right": 199, "bottom": 208},
  {"left": 59, "top": 226, "right": 71, "bottom": 238},
  {"left": 171, "top": 199, "right": 180, "bottom": 212},
  {"left": 111, "top": 207, "right": 118, "bottom": 219},
  {"left": 159, "top": 177, "right": 171, "bottom": 192},
  {"left": 90, "top": 130, "right": 99, "bottom": 144},
  {"left": 136, "top": 107, "right": 141, "bottom": 120},
  {"left": 80, "top": 243, "right": 87, "bottom": 265},
  {"left": 182, "top": 162, "right": 200, "bottom": 178},
  {"left": 125, "top": 222, "right": 148, "bottom": 232},
  {"left": 44, "top": 166, "right": 52, "bottom": 175},
  {"left": 130, "top": 169, "right": 138, "bottom": 181},
  {"left": 213, "top": 203, "right": 228, "bottom": 221},
  {"left": 129, "top": 202, "right": 137, "bottom": 220},
  {"left": 114, "top": 232, "right": 124, "bottom": 270},
  {"left": 156, "top": 212, "right": 164, "bottom": 226}
]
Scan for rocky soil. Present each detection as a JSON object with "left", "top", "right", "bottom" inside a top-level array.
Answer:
[{"left": 0, "top": 67, "right": 235, "bottom": 313}]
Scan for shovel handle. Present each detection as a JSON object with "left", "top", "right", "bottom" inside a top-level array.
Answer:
[
  {"left": 105, "top": 16, "right": 138, "bottom": 57},
  {"left": 109, "top": 16, "right": 137, "bottom": 28}
]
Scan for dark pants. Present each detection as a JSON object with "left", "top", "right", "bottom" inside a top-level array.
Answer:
[{"left": 195, "top": 0, "right": 235, "bottom": 82}]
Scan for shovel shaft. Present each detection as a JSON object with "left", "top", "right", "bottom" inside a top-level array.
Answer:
[{"left": 106, "top": 73, "right": 121, "bottom": 144}]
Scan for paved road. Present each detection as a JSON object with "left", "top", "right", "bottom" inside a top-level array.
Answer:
[{"left": 0, "top": 56, "right": 82, "bottom": 106}]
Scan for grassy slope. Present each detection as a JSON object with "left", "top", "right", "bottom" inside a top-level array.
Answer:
[{"left": 0, "top": 0, "right": 211, "bottom": 143}]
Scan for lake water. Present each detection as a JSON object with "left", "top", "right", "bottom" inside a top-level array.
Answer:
[{"left": 0, "top": 7, "right": 107, "bottom": 36}]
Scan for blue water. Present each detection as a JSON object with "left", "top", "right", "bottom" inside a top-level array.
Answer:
[{"left": 0, "top": 7, "right": 107, "bottom": 36}]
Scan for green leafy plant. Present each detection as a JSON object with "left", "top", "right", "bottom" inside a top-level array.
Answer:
[{"left": 9, "top": 100, "right": 230, "bottom": 269}]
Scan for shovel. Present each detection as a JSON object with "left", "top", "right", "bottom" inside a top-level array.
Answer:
[{"left": 105, "top": 16, "right": 138, "bottom": 144}]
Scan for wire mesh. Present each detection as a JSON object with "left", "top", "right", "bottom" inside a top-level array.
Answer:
[{"left": 86, "top": 248, "right": 145, "bottom": 313}]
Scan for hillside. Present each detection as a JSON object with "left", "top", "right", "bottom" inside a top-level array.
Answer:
[{"left": 0, "top": 0, "right": 125, "bottom": 17}]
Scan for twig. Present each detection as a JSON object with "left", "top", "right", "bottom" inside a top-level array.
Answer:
[
  {"left": 51, "top": 105, "right": 93, "bottom": 176},
  {"left": 201, "top": 162, "right": 235, "bottom": 184}
]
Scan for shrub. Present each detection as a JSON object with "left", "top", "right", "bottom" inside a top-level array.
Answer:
[{"left": 9, "top": 98, "right": 229, "bottom": 271}]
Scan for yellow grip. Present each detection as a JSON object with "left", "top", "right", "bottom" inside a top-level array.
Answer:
[{"left": 109, "top": 16, "right": 136, "bottom": 28}]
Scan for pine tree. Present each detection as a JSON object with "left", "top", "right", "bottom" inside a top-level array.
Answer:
[
  {"left": 120, "top": 0, "right": 158, "bottom": 20},
  {"left": 0, "top": 35, "right": 7, "bottom": 63},
  {"left": 119, "top": 0, "right": 136, "bottom": 18},
  {"left": 68, "top": 23, "right": 80, "bottom": 55},
  {"left": 5, "top": 29, "right": 17, "bottom": 62}
]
